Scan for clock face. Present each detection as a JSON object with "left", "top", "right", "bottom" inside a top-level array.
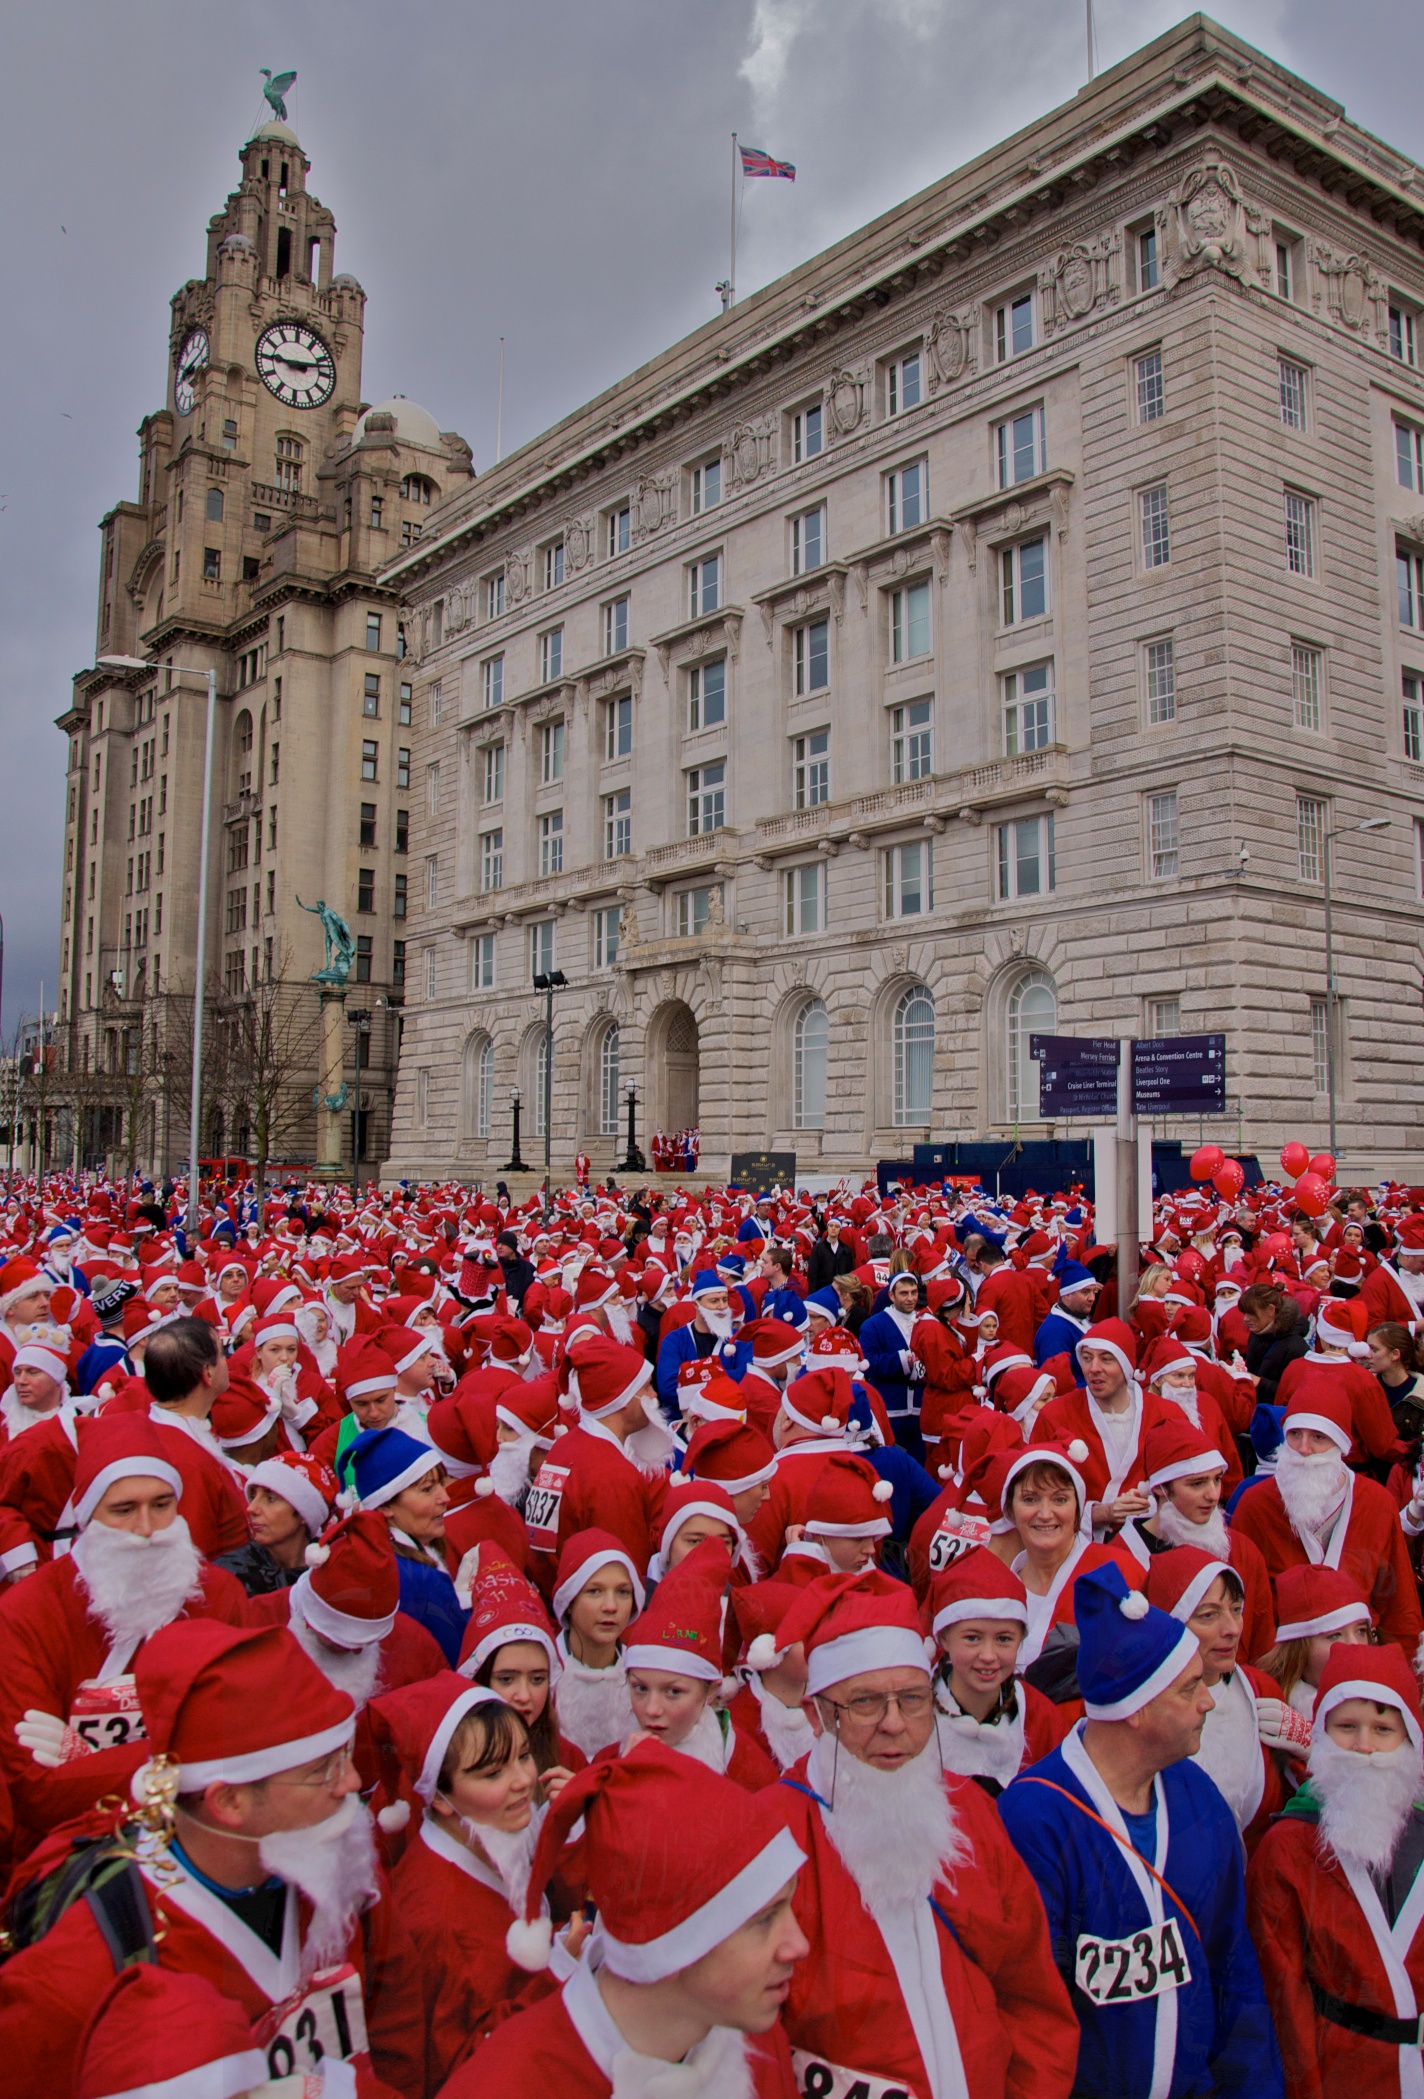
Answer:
[
  {"left": 255, "top": 323, "right": 336, "bottom": 409},
  {"left": 174, "top": 328, "right": 208, "bottom": 416}
]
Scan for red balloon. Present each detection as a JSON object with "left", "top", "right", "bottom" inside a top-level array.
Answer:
[
  {"left": 1308, "top": 1153, "right": 1336, "bottom": 1181},
  {"left": 1293, "top": 1171, "right": 1328, "bottom": 1217},
  {"left": 1279, "top": 1142, "right": 1310, "bottom": 1180},
  {"left": 1190, "top": 1145, "right": 1225, "bottom": 1182},
  {"left": 1212, "top": 1160, "right": 1245, "bottom": 1199}
]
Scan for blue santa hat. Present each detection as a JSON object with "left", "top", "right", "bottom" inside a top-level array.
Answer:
[
  {"left": 343, "top": 1426, "right": 440, "bottom": 1512},
  {"left": 1055, "top": 1261, "right": 1097, "bottom": 1292},
  {"left": 775, "top": 1295, "right": 808, "bottom": 1329},
  {"left": 45, "top": 1221, "right": 80, "bottom": 1246},
  {"left": 805, "top": 1287, "right": 842, "bottom": 1322},
  {"left": 714, "top": 1253, "right": 746, "bottom": 1281},
  {"left": 690, "top": 1268, "right": 726, "bottom": 1300},
  {"left": 1074, "top": 1560, "right": 1199, "bottom": 1721}
]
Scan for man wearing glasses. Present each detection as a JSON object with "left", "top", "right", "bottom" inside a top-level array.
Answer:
[{"left": 769, "top": 1567, "right": 1078, "bottom": 2099}]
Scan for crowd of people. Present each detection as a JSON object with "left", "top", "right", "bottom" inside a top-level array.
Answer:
[{"left": 0, "top": 1161, "right": 1422, "bottom": 2096}]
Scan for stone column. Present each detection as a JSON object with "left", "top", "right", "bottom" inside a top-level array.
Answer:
[{"left": 318, "top": 987, "right": 347, "bottom": 1173}]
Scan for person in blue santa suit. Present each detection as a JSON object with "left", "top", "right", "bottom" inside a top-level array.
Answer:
[
  {"left": 39, "top": 1221, "right": 90, "bottom": 1298},
  {"left": 999, "top": 1559, "right": 1283, "bottom": 2099},
  {"left": 858, "top": 1269, "right": 927, "bottom": 1460},
  {"left": 342, "top": 1423, "right": 469, "bottom": 1666},
  {"left": 654, "top": 1269, "right": 750, "bottom": 1413},
  {"left": 1034, "top": 1260, "right": 1101, "bottom": 1379}
]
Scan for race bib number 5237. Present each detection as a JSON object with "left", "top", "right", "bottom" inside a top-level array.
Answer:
[
  {"left": 791, "top": 2050, "right": 913, "bottom": 2099},
  {"left": 1074, "top": 1919, "right": 1191, "bottom": 2005},
  {"left": 524, "top": 1463, "right": 569, "bottom": 1550}
]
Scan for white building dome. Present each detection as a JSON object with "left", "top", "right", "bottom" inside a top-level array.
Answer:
[
  {"left": 249, "top": 119, "right": 301, "bottom": 148},
  {"left": 355, "top": 395, "right": 443, "bottom": 448}
]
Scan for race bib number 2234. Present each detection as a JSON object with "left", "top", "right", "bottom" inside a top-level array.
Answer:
[{"left": 1074, "top": 1919, "right": 1191, "bottom": 2006}]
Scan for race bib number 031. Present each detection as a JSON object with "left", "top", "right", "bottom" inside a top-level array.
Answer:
[
  {"left": 792, "top": 2051, "right": 914, "bottom": 2099},
  {"left": 525, "top": 1464, "right": 570, "bottom": 1550},
  {"left": 1074, "top": 1919, "right": 1191, "bottom": 2006}
]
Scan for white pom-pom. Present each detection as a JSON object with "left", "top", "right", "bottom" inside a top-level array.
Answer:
[
  {"left": 505, "top": 1914, "right": 554, "bottom": 1972},
  {"left": 377, "top": 1798, "right": 410, "bottom": 1833},
  {"left": 719, "top": 1674, "right": 742, "bottom": 1700},
  {"left": 746, "top": 1633, "right": 782, "bottom": 1670},
  {"left": 820, "top": 1414, "right": 840, "bottom": 1432},
  {"left": 304, "top": 1541, "right": 331, "bottom": 1567},
  {"left": 1120, "top": 1591, "right": 1150, "bottom": 1620},
  {"left": 336, "top": 1487, "right": 358, "bottom": 1512},
  {"left": 872, "top": 1480, "right": 894, "bottom": 1503},
  {"left": 938, "top": 1464, "right": 953, "bottom": 1480},
  {"left": 475, "top": 1475, "right": 495, "bottom": 1498},
  {"left": 1067, "top": 1439, "right": 1090, "bottom": 1464}
]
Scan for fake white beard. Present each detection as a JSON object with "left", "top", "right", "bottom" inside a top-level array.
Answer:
[
  {"left": 700, "top": 1306, "right": 734, "bottom": 1340},
  {"left": 294, "top": 1307, "right": 338, "bottom": 1377},
  {"left": 1156, "top": 1496, "right": 1232, "bottom": 1560},
  {"left": 489, "top": 1439, "right": 534, "bottom": 1509},
  {"left": 259, "top": 1793, "right": 381, "bottom": 1980},
  {"left": 809, "top": 1727, "right": 966, "bottom": 1912},
  {"left": 748, "top": 1676, "right": 813, "bottom": 1770},
  {"left": 608, "top": 2024, "right": 754, "bottom": 2099},
  {"left": 672, "top": 1702, "right": 728, "bottom": 1774},
  {"left": 1, "top": 1386, "right": 63, "bottom": 1437},
  {"left": 1159, "top": 1385, "right": 1201, "bottom": 1430},
  {"left": 605, "top": 1301, "right": 636, "bottom": 1347},
  {"left": 72, "top": 1515, "right": 204, "bottom": 1650},
  {"left": 1308, "top": 1731, "right": 1424, "bottom": 1875},
  {"left": 623, "top": 1391, "right": 678, "bottom": 1475},
  {"left": 45, "top": 1248, "right": 73, "bottom": 1278},
  {"left": 1276, "top": 1446, "right": 1349, "bottom": 1538},
  {"left": 554, "top": 1651, "right": 635, "bottom": 1758},
  {"left": 467, "top": 1804, "right": 541, "bottom": 1917},
  {"left": 289, "top": 1610, "right": 384, "bottom": 1712}
]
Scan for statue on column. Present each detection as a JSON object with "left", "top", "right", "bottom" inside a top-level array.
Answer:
[{"left": 296, "top": 897, "right": 355, "bottom": 986}]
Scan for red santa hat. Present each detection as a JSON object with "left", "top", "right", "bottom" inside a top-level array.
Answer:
[
  {"left": 731, "top": 1579, "right": 804, "bottom": 1668},
  {"left": 1078, "top": 1318, "right": 1138, "bottom": 1383},
  {"left": 335, "top": 1336, "right": 399, "bottom": 1405},
  {"left": 622, "top": 1538, "right": 733, "bottom": 1684},
  {"left": 551, "top": 1528, "right": 646, "bottom": 1624},
  {"left": 657, "top": 1480, "right": 744, "bottom": 1557},
  {"left": 1396, "top": 1216, "right": 1424, "bottom": 1253},
  {"left": 0, "top": 1258, "right": 52, "bottom": 1315},
  {"left": 250, "top": 1276, "right": 302, "bottom": 1319},
  {"left": 572, "top": 1334, "right": 654, "bottom": 1420},
  {"left": 122, "top": 1303, "right": 167, "bottom": 1348},
  {"left": 1282, "top": 1379, "right": 1354, "bottom": 1454},
  {"left": 458, "top": 1547, "right": 561, "bottom": 1680},
  {"left": 292, "top": 1508, "right": 399, "bottom": 1647},
  {"left": 251, "top": 1308, "right": 300, "bottom": 1348},
  {"left": 929, "top": 1545, "right": 1029, "bottom": 1637},
  {"left": 1313, "top": 1640, "right": 1423, "bottom": 1750},
  {"left": 208, "top": 1376, "right": 283, "bottom": 1452},
  {"left": 682, "top": 1416, "right": 776, "bottom": 1495},
  {"left": 1314, "top": 1297, "right": 1370, "bottom": 1356},
  {"left": 771, "top": 1567, "right": 931, "bottom": 1697},
  {"left": 1000, "top": 1439, "right": 1090, "bottom": 1523},
  {"left": 744, "top": 1318, "right": 806, "bottom": 1373},
  {"left": 1144, "top": 1544, "right": 1243, "bottom": 1624},
  {"left": 803, "top": 1453, "right": 893, "bottom": 1540},
  {"left": 75, "top": 1967, "right": 266, "bottom": 2099},
  {"left": 505, "top": 1737, "right": 805, "bottom": 1975},
  {"left": 496, "top": 1373, "right": 560, "bottom": 1446},
  {"left": 1143, "top": 1339, "right": 1198, "bottom": 1387},
  {"left": 11, "top": 1340, "right": 69, "bottom": 1386},
  {"left": 245, "top": 1450, "right": 338, "bottom": 1537},
  {"left": 367, "top": 1668, "right": 505, "bottom": 1823},
  {"left": 130, "top": 1619, "right": 353, "bottom": 1799},
  {"left": 373, "top": 1324, "right": 437, "bottom": 1380},
  {"left": 573, "top": 1266, "right": 619, "bottom": 1311},
  {"left": 468, "top": 1314, "right": 535, "bottom": 1366},
  {"left": 1273, "top": 1564, "right": 1373, "bottom": 1642},
  {"left": 73, "top": 1416, "right": 183, "bottom": 1529},
  {"left": 425, "top": 1389, "right": 499, "bottom": 1483},
  {"left": 1143, "top": 1415, "right": 1227, "bottom": 1491},
  {"left": 780, "top": 1364, "right": 856, "bottom": 1437},
  {"left": 328, "top": 1252, "right": 367, "bottom": 1284},
  {"left": 808, "top": 1328, "right": 867, "bottom": 1374}
]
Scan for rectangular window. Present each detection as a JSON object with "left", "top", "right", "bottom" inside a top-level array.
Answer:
[
  {"left": 425, "top": 856, "right": 439, "bottom": 909},
  {"left": 1148, "top": 790, "right": 1180, "bottom": 879},
  {"left": 395, "top": 808, "right": 408, "bottom": 853},
  {"left": 543, "top": 540, "right": 565, "bottom": 591},
  {"left": 530, "top": 921, "right": 556, "bottom": 976},
  {"left": 202, "top": 548, "right": 220, "bottom": 582},
  {"left": 1148, "top": 996, "right": 1182, "bottom": 1036},
  {"left": 482, "top": 743, "right": 505, "bottom": 803},
  {"left": 996, "top": 405, "right": 1046, "bottom": 486},
  {"left": 397, "top": 682, "right": 413, "bottom": 726},
  {"left": 357, "top": 868, "right": 375, "bottom": 914},
  {"left": 538, "top": 811, "right": 564, "bottom": 876},
  {"left": 793, "top": 729, "right": 830, "bottom": 809},
  {"left": 995, "top": 293, "right": 1035, "bottom": 361},
  {"left": 603, "top": 595, "right": 629, "bottom": 655},
  {"left": 605, "top": 693, "right": 633, "bottom": 759},
  {"left": 1003, "top": 663, "right": 1054, "bottom": 754},
  {"left": 607, "top": 505, "right": 630, "bottom": 558},
  {"left": 689, "top": 658, "right": 726, "bottom": 731},
  {"left": 890, "top": 581, "right": 931, "bottom": 662},
  {"left": 884, "top": 839, "right": 932, "bottom": 918},
  {"left": 1397, "top": 421, "right": 1424, "bottom": 492},
  {"left": 676, "top": 887, "right": 714, "bottom": 938},
  {"left": 1285, "top": 490, "right": 1316, "bottom": 578},
  {"left": 1392, "top": 303, "right": 1419, "bottom": 367},
  {"left": 687, "top": 762, "right": 725, "bottom": 835},
  {"left": 792, "top": 404, "right": 823, "bottom": 462},
  {"left": 887, "top": 459, "right": 926, "bottom": 534},
  {"left": 472, "top": 932, "right": 495, "bottom": 989},
  {"left": 361, "top": 740, "right": 378, "bottom": 782},
  {"left": 887, "top": 351, "right": 922, "bottom": 416},
  {"left": 540, "top": 629, "right": 563, "bottom": 682},
  {"left": 793, "top": 619, "right": 829, "bottom": 695},
  {"left": 426, "top": 761, "right": 441, "bottom": 817},
  {"left": 485, "top": 570, "right": 506, "bottom": 619},
  {"left": 1292, "top": 644, "right": 1323, "bottom": 732},
  {"left": 1275, "top": 237, "right": 1298, "bottom": 302},
  {"left": 791, "top": 505, "right": 825, "bottom": 574},
  {"left": 1141, "top": 484, "right": 1171, "bottom": 569},
  {"left": 689, "top": 554, "right": 721, "bottom": 616},
  {"left": 1136, "top": 350, "right": 1165, "bottom": 424},
  {"left": 416, "top": 1069, "right": 429, "bottom": 1126},
  {"left": 604, "top": 789, "right": 632, "bottom": 858},
  {"left": 1297, "top": 795, "right": 1326, "bottom": 882},
  {"left": 1280, "top": 359, "right": 1308, "bottom": 432},
  {"left": 1405, "top": 673, "right": 1424, "bottom": 761},
  {"left": 1310, "top": 997, "right": 1330, "bottom": 1093},
  {"left": 1001, "top": 535, "right": 1047, "bottom": 624},
  {"left": 366, "top": 614, "right": 382, "bottom": 651},
  {"left": 397, "top": 747, "right": 410, "bottom": 790},
  {"left": 540, "top": 719, "right": 565, "bottom": 785},
  {"left": 1400, "top": 547, "right": 1424, "bottom": 628},
  {"left": 1145, "top": 638, "right": 1177, "bottom": 725},
  {"left": 362, "top": 673, "right": 380, "bottom": 717},
  {"left": 691, "top": 458, "right": 721, "bottom": 514},
  {"left": 359, "top": 802, "right": 377, "bottom": 849},
  {"left": 783, "top": 861, "right": 825, "bottom": 936},
  {"left": 482, "top": 655, "right": 504, "bottom": 710},
  {"left": 425, "top": 948, "right": 437, "bottom": 1001},
  {"left": 891, "top": 699, "right": 933, "bottom": 783},
  {"left": 430, "top": 681, "right": 442, "bottom": 726},
  {"left": 996, "top": 813, "right": 1057, "bottom": 900},
  {"left": 1137, "top": 226, "right": 1159, "bottom": 291},
  {"left": 594, "top": 904, "right": 621, "bottom": 968},
  {"left": 480, "top": 829, "right": 503, "bottom": 891}
]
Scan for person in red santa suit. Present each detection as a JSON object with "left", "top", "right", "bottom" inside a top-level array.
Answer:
[
  {"left": 1230, "top": 1383, "right": 1423, "bottom": 1654},
  {"left": 1358, "top": 1212, "right": 1424, "bottom": 1334},
  {"left": 525, "top": 1334, "right": 672, "bottom": 1579},
  {"left": 372, "top": 1674, "right": 581, "bottom": 2094},
  {"left": 648, "top": 1476, "right": 752, "bottom": 1585},
  {"left": 1144, "top": 1546, "right": 1304, "bottom": 1851},
  {"left": 1032, "top": 1318, "right": 1173, "bottom": 1537},
  {"left": 797, "top": 1451, "right": 896, "bottom": 1576},
  {"left": 726, "top": 1579, "right": 815, "bottom": 1773},
  {"left": 913, "top": 1277, "right": 981, "bottom": 1473},
  {"left": 927, "top": 1546, "right": 1069, "bottom": 1790},
  {"left": 1274, "top": 1297, "right": 1404, "bottom": 1475},
  {"left": 619, "top": 1539, "right": 778, "bottom": 1790},
  {"left": 0, "top": 1618, "right": 424, "bottom": 2099},
  {"left": 0, "top": 1413, "right": 246, "bottom": 1843},
  {"left": 427, "top": 1384, "right": 535, "bottom": 1579},
  {"left": 214, "top": 1447, "right": 339, "bottom": 1596},
  {"left": 906, "top": 1408, "right": 1026, "bottom": 1599},
  {"left": 458, "top": 1545, "right": 585, "bottom": 1789},
  {"left": 459, "top": 1738, "right": 808, "bottom": 2099},
  {"left": 1001, "top": 1441, "right": 1137, "bottom": 1678},
  {"left": 550, "top": 1531, "right": 642, "bottom": 1758},
  {"left": 1114, "top": 1414, "right": 1276, "bottom": 1663},
  {"left": 125, "top": 1316, "right": 250, "bottom": 1557},
  {"left": 1256, "top": 1564, "right": 1376, "bottom": 1728},
  {"left": 744, "top": 1365, "right": 865, "bottom": 1573},
  {"left": 1138, "top": 1338, "right": 1244, "bottom": 1496},
  {"left": 1248, "top": 1642, "right": 1424, "bottom": 2099},
  {"left": 1, "top": 1341, "right": 74, "bottom": 1447},
  {"left": 769, "top": 1567, "right": 1079, "bottom": 2098},
  {"left": 72, "top": 1967, "right": 298, "bottom": 2099}
]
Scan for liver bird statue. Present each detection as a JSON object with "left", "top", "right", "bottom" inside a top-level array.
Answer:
[{"left": 260, "top": 69, "right": 297, "bottom": 122}]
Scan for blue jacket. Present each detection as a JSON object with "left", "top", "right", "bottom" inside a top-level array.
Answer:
[
  {"left": 1034, "top": 1306, "right": 1089, "bottom": 1380},
  {"left": 1000, "top": 1732, "right": 1282, "bottom": 2099},
  {"left": 654, "top": 1323, "right": 751, "bottom": 1411},
  {"left": 864, "top": 1442, "right": 940, "bottom": 1541},
  {"left": 857, "top": 1308, "right": 920, "bottom": 1422},
  {"left": 74, "top": 1335, "right": 129, "bottom": 1396},
  {"left": 394, "top": 1550, "right": 468, "bottom": 1669}
]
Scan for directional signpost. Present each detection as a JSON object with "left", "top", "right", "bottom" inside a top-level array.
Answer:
[
  {"left": 1029, "top": 1034, "right": 1121, "bottom": 1120},
  {"left": 1132, "top": 1033, "right": 1227, "bottom": 1116}
]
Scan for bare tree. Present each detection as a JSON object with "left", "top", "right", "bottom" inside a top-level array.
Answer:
[{"left": 216, "top": 947, "right": 323, "bottom": 1207}]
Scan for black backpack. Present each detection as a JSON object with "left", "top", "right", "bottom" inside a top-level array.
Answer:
[{"left": 3, "top": 1826, "right": 155, "bottom": 1971}]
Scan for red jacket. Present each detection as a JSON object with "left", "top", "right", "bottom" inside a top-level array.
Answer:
[
  {"left": 1274, "top": 1354, "right": 1404, "bottom": 1470},
  {"left": 527, "top": 1424, "right": 667, "bottom": 1579},
  {"left": 975, "top": 1269, "right": 1042, "bottom": 1353},
  {"left": 1230, "top": 1471, "right": 1423, "bottom": 1653}
]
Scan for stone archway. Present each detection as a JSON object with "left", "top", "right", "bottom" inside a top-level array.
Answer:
[{"left": 648, "top": 999, "right": 700, "bottom": 1133}]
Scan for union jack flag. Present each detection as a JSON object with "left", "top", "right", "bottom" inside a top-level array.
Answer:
[{"left": 739, "top": 145, "right": 795, "bottom": 181}]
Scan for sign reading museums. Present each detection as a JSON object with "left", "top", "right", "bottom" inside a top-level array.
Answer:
[{"left": 1030, "top": 1033, "right": 1227, "bottom": 1119}]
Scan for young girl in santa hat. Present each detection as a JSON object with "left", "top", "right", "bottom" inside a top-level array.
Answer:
[
  {"left": 1256, "top": 1564, "right": 1375, "bottom": 1726},
  {"left": 929, "top": 1545, "right": 1068, "bottom": 1792},
  {"left": 550, "top": 1531, "right": 641, "bottom": 1758},
  {"left": 622, "top": 1538, "right": 778, "bottom": 1790},
  {"left": 458, "top": 1547, "right": 586, "bottom": 1792}
]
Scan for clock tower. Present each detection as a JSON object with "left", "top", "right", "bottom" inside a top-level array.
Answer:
[{"left": 56, "top": 112, "right": 472, "bottom": 1178}]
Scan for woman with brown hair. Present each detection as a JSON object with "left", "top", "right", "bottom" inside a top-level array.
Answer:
[{"left": 1239, "top": 1282, "right": 1310, "bottom": 1407}]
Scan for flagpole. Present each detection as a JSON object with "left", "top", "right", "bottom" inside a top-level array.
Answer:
[
  {"left": 1085, "top": 0, "right": 1097, "bottom": 79},
  {"left": 495, "top": 336, "right": 505, "bottom": 463},
  {"left": 730, "top": 132, "right": 737, "bottom": 307}
]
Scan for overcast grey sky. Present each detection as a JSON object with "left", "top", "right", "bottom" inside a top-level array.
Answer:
[{"left": 3, "top": 0, "right": 1419, "bottom": 1032}]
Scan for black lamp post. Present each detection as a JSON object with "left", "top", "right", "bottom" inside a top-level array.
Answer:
[
  {"left": 503, "top": 1088, "right": 527, "bottom": 1172},
  {"left": 348, "top": 1006, "right": 370, "bottom": 1195},
  {"left": 621, "top": 1078, "right": 645, "bottom": 1173},
  {"left": 532, "top": 969, "right": 568, "bottom": 1222}
]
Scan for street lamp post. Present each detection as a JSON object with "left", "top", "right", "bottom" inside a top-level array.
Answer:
[
  {"left": 621, "top": 1078, "right": 645, "bottom": 1174},
  {"left": 99, "top": 656, "right": 217, "bottom": 1238},
  {"left": 532, "top": 969, "right": 568, "bottom": 1222},
  {"left": 348, "top": 1006, "right": 370, "bottom": 1196},
  {"left": 503, "top": 1089, "right": 527, "bottom": 1172},
  {"left": 1322, "top": 815, "right": 1390, "bottom": 1160}
]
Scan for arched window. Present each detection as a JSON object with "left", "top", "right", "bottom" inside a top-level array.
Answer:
[
  {"left": 793, "top": 999, "right": 828, "bottom": 1130},
  {"left": 463, "top": 1034, "right": 493, "bottom": 1139},
  {"left": 892, "top": 985, "right": 934, "bottom": 1126},
  {"left": 534, "top": 1030, "right": 552, "bottom": 1138},
  {"left": 599, "top": 1025, "right": 621, "bottom": 1136},
  {"left": 1007, "top": 969, "right": 1058, "bottom": 1124},
  {"left": 205, "top": 486, "right": 224, "bottom": 523},
  {"left": 400, "top": 474, "right": 438, "bottom": 505}
]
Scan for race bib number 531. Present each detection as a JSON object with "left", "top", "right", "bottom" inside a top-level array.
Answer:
[
  {"left": 1074, "top": 1919, "right": 1191, "bottom": 2005},
  {"left": 791, "top": 2051, "right": 913, "bottom": 2099}
]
